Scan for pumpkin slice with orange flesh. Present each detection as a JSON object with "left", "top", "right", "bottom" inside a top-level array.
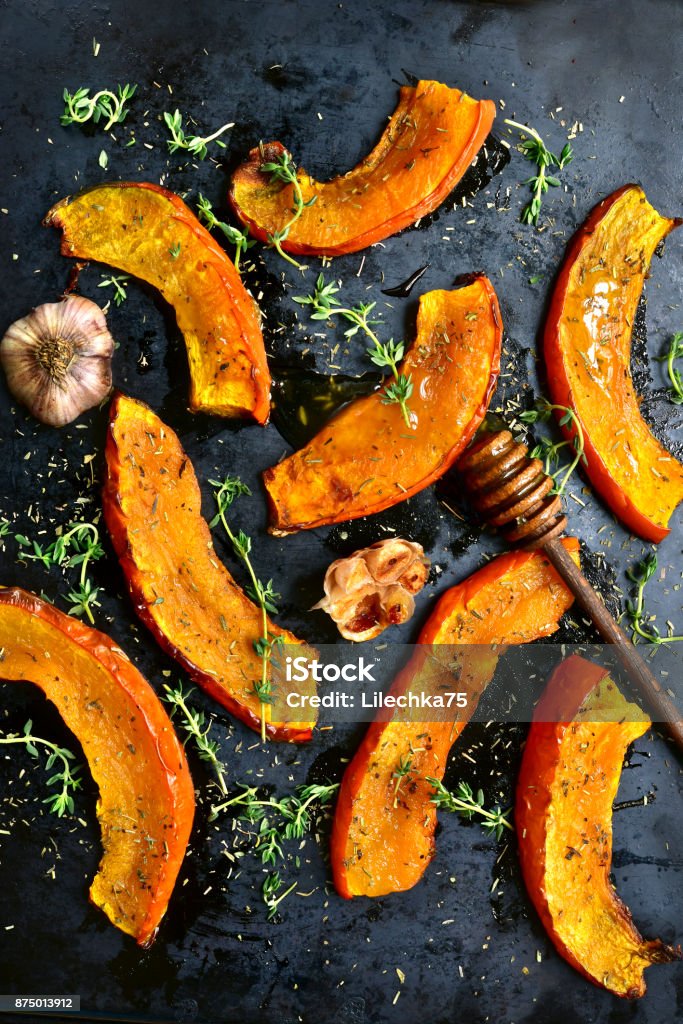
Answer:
[
  {"left": 517, "top": 654, "right": 681, "bottom": 997},
  {"left": 0, "top": 587, "right": 194, "bottom": 945},
  {"left": 103, "top": 392, "right": 316, "bottom": 742},
  {"left": 264, "top": 276, "right": 502, "bottom": 534},
  {"left": 44, "top": 182, "right": 270, "bottom": 423},
  {"left": 330, "top": 539, "right": 578, "bottom": 899},
  {"left": 229, "top": 80, "right": 495, "bottom": 257},
  {"left": 544, "top": 184, "right": 683, "bottom": 541}
]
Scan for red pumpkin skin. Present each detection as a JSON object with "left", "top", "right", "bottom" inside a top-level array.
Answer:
[
  {"left": 331, "top": 541, "right": 579, "bottom": 900},
  {"left": 516, "top": 654, "right": 681, "bottom": 998},
  {"left": 0, "top": 586, "right": 195, "bottom": 946},
  {"left": 103, "top": 392, "right": 316, "bottom": 744},
  {"left": 544, "top": 184, "right": 683, "bottom": 542},
  {"left": 229, "top": 81, "right": 496, "bottom": 257}
]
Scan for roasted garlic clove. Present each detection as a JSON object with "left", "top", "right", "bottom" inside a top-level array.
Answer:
[
  {"left": 323, "top": 556, "right": 374, "bottom": 599},
  {"left": 0, "top": 296, "right": 114, "bottom": 426},
  {"left": 397, "top": 557, "right": 430, "bottom": 595},
  {"left": 336, "top": 585, "right": 416, "bottom": 643},
  {"left": 364, "top": 538, "right": 427, "bottom": 584},
  {"left": 315, "top": 537, "right": 429, "bottom": 641}
]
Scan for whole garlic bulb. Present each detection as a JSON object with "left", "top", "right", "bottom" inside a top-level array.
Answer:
[
  {"left": 314, "top": 538, "right": 430, "bottom": 642},
  {"left": 0, "top": 296, "right": 115, "bottom": 426}
]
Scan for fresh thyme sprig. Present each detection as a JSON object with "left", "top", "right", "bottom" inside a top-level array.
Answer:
[
  {"left": 0, "top": 720, "right": 82, "bottom": 817},
  {"left": 197, "top": 194, "right": 255, "bottom": 273},
  {"left": 392, "top": 753, "right": 416, "bottom": 808},
  {"left": 294, "top": 273, "right": 414, "bottom": 428},
  {"left": 14, "top": 522, "right": 104, "bottom": 623},
  {"left": 61, "top": 84, "right": 137, "bottom": 131},
  {"left": 163, "top": 109, "right": 234, "bottom": 160},
  {"left": 209, "top": 476, "right": 282, "bottom": 742},
  {"left": 427, "top": 777, "right": 513, "bottom": 840},
  {"left": 657, "top": 331, "right": 683, "bottom": 405},
  {"left": 260, "top": 150, "right": 316, "bottom": 271},
  {"left": 262, "top": 874, "right": 297, "bottom": 920},
  {"left": 162, "top": 683, "right": 228, "bottom": 795},
  {"left": 504, "top": 119, "right": 573, "bottom": 227},
  {"left": 519, "top": 398, "right": 586, "bottom": 495},
  {"left": 210, "top": 781, "right": 339, "bottom": 919},
  {"left": 626, "top": 552, "right": 683, "bottom": 646},
  {"left": 98, "top": 273, "right": 130, "bottom": 306}
]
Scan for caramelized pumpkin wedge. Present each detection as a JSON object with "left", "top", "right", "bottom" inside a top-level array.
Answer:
[
  {"left": 0, "top": 587, "right": 194, "bottom": 945},
  {"left": 230, "top": 80, "right": 495, "bottom": 256},
  {"left": 264, "top": 277, "right": 502, "bottom": 533},
  {"left": 517, "top": 655, "right": 681, "bottom": 997},
  {"left": 103, "top": 392, "right": 315, "bottom": 742},
  {"left": 330, "top": 539, "right": 579, "bottom": 898},
  {"left": 544, "top": 184, "right": 683, "bottom": 541},
  {"left": 44, "top": 182, "right": 270, "bottom": 423}
]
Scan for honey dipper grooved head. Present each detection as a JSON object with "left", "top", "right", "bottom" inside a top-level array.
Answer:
[{"left": 458, "top": 430, "right": 567, "bottom": 550}]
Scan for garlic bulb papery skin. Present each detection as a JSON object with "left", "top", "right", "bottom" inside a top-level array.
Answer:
[
  {"left": 0, "top": 296, "right": 114, "bottom": 426},
  {"left": 314, "top": 537, "right": 430, "bottom": 642}
]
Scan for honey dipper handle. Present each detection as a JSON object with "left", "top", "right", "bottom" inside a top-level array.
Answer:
[{"left": 544, "top": 538, "right": 683, "bottom": 750}]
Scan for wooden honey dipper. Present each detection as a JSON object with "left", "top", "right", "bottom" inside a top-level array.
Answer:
[{"left": 458, "top": 429, "right": 683, "bottom": 751}]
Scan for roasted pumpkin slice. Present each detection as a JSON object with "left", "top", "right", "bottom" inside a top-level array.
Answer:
[
  {"left": 0, "top": 587, "right": 194, "bottom": 946},
  {"left": 330, "top": 539, "right": 579, "bottom": 898},
  {"left": 103, "top": 392, "right": 316, "bottom": 742},
  {"left": 44, "top": 182, "right": 270, "bottom": 423},
  {"left": 517, "top": 655, "right": 681, "bottom": 998},
  {"left": 264, "top": 277, "right": 502, "bottom": 533},
  {"left": 544, "top": 184, "right": 683, "bottom": 541},
  {"left": 229, "top": 80, "right": 495, "bottom": 256}
]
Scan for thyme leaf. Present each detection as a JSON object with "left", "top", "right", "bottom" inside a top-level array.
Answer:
[
  {"left": 197, "top": 194, "right": 255, "bottom": 272},
  {"left": 260, "top": 150, "right": 316, "bottom": 271},
  {"left": 520, "top": 398, "right": 586, "bottom": 495},
  {"left": 294, "top": 273, "right": 415, "bottom": 427},
  {"left": 657, "top": 331, "right": 683, "bottom": 404},
  {"left": 13, "top": 521, "right": 104, "bottom": 623},
  {"left": 391, "top": 753, "right": 416, "bottom": 808},
  {"left": 163, "top": 109, "right": 234, "bottom": 160},
  {"left": 0, "top": 720, "right": 82, "bottom": 817},
  {"left": 209, "top": 476, "right": 282, "bottom": 742},
  {"left": 61, "top": 83, "right": 137, "bottom": 131},
  {"left": 427, "top": 777, "right": 513, "bottom": 840},
  {"left": 210, "top": 781, "right": 338, "bottom": 918},
  {"left": 626, "top": 552, "right": 683, "bottom": 645},
  {"left": 98, "top": 273, "right": 130, "bottom": 306},
  {"left": 504, "top": 119, "right": 573, "bottom": 227},
  {"left": 162, "top": 682, "right": 228, "bottom": 795}
]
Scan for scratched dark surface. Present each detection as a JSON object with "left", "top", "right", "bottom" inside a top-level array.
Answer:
[{"left": 0, "top": 0, "right": 682, "bottom": 1022}]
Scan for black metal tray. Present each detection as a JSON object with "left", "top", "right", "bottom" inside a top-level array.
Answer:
[{"left": 0, "top": 1, "right": 681, "bottom": 1022}]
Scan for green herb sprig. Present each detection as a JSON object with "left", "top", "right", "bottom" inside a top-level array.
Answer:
[
  {"left": 626, "top": 553, "right": 683, "bottom": 645},
  {"left": 209, "top": 476, "right": 282, "bottom": 742},
  {"left": 658, "top": 332, "right": 683, "bottom": 404},
  {"left": 162, "top": 683, "right": 228, "bottom": 795},
  {"left": 427, "top": 777, "right": 513, "bottom": 840},
  {"left": 211, "top": 781, "right": 339, "bottom": 919},
  {"left": 163, "top": 109, "right": 234, "bottom": 160},
  {"left": 392, "top": 753, "right": 416, "bottom": 808},
  {"left": 14, "top": 522, "right": 104, "bottom": 623},
  {"left": 61, "top": 84, "right": 137, "bottom": 131},
  {"left": 294, "top": 273, "right": 414, "bottom": 428},
  {"left": 519, "top": 399, "right": 586, "bottom": 495},
  {"left": 0, "top": 720, "right": 81, "bottom": 816},
  {"left": 260, "top": 150, "right": 316, "bottom": 271},
  {"left": 197, "top": 194, "right": 255, "bottom": 273},
  {"left": 98, "top": 273, "right": 130, "bottom": 306},
  {"left": 504, "top": 119, "right": 573, "bottom": 227}
]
